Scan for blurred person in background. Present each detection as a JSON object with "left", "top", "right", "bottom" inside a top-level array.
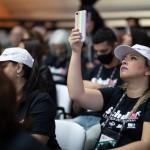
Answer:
[
  {"left": 111, "top": 28, "right": 125, "bottom": 46},
  {"left": 0, "top": 47, "right": 60, "bottom": 150},
  {"left": 22, "top": 29, "right": 49, "bottom": 63},
  {"left": 45, "top": 29, "right": 71, "bottom": 85},
  {"left": 126, "top": 17, "right": 141, "bottom": 29},
  {"left": 79, "top": 2, "right": 105, "bottom": 72},
  {"left": 79, "top": 0, "right": 104, "bottom": 36},
  {"left": 0, "top": 68, "right": 49, "bottom": 150},
  {"left": 2, "top": 26, "right": 25, "bottom": 49},
  {"left": 19, "top": 39, "right": 57, "bottom": 106},
  {"left": 32, "top": 25, "right": 48, "bottom": 43},
  {"left": 22, "top": 28, "right": 33, "bottom": 41},
  {"left": 31, "top": 29, "right": 49, "bottom": 58},
  {"left": 122, "top": 27, "right": 150, "bottom": 47}
]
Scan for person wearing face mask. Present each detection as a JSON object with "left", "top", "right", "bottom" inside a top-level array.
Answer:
[
  {"left": 83, "top": 27, "right": 123, "bottom": 88},
  {"left": 45, "top": 29, "right": 71, "bottom": 85},
  {"left": 71, "top": 27, "right": 123, "bottom": 150}
]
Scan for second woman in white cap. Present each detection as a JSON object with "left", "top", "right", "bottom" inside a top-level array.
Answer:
[{"left": 0, "top": 47, "right": 60, "bottom": 149}]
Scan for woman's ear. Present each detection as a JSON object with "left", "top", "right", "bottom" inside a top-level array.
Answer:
[{"left": 16, "top": 63, "right": 24, "bottom": 74}]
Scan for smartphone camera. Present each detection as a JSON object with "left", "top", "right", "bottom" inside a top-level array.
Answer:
[{"left": 76, "top": 12, "right": 78, "bottom": 15}]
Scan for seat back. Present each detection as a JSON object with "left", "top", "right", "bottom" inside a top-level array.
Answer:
[
  {"left": 56, "top": 84, "right": 72, "bottom": 118},
  {"left": 55, "top": 120, "right": 86, "bottom": 150}
]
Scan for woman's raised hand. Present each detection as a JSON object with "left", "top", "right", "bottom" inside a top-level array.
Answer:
[{"left": 68, "top": 29, "right": 83, "bottom": 53}]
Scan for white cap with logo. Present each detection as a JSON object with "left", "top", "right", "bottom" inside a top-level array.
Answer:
[
  {"left": 0, "top": 47, "right": 34, "bottom": 68},
  {"left": 114, "top": 44, "right": 150, "bottom": 61}
]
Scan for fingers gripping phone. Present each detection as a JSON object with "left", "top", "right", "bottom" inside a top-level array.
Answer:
[{"left": 75, "top": 10, "right": 87, "bottom": 42}]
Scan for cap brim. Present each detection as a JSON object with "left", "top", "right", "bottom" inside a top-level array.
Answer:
[
  {"left": 0, "top": 56, "right": 16, "bottom": 62},
  {"left": 0, "top": 56, "right": 10, "bottom": 61},
  {"left": 114, "top": 45, "right": 136, "bottom": 60}
]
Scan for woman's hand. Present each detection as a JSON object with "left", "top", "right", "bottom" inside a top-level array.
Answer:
[{"left": 68, "top": 29, "right": 83, "bottom": 53}]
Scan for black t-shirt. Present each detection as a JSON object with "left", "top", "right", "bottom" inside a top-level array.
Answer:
[
  {"left": 46, "top": 55, "right": 69, "bottom": 85},
  {"left": 81, "top": 64, "right": 123, "bottom": 117},
  {"left": 0, "top": 131, "right": 49, "bottom": 150},
  {"left": 17, "top": 91, "right": 60, "bottom": 150},
  {"left": 86, "top": 64, "right": 122, "bottom": 87},
  {"left": 100, "top": 87, "right": 150, "bottom": 147},
  {"left": 39, "top": 65, "right": 57, "bottom": 106}
]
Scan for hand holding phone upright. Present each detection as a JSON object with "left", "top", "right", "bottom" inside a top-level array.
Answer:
[{"left": 75, "top": 10, "right": 87, "bottom": 42}]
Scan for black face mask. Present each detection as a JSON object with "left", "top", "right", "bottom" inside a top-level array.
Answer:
[{"left": 97, "top": 52, "right": 113, "bottom": 64}]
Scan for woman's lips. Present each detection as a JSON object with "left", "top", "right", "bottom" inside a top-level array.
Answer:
[{"left": 121, "top": 66, "right": 128, "bottom": 71}]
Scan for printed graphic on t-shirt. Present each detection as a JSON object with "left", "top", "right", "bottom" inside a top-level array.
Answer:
[
  {"left": 102, "top": 106, "right": 141, "bottom": 129},
  {"left": 19, "top": 119, "right": 24, "bottom": 124},
  {"left": 49, "top": 66, "right": 67, "bottom": 75},
  {"left": 91, "top": 77, "right": 118, "bottom": 87},
  {"left": 127, "top": 123, "right": 135, "bottom": 128}
]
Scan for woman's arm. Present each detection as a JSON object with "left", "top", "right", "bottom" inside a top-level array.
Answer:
[
  {"left": 111, "top": 122, "right": 150, "bottom": 150},
  {"left": 83, "top": 80, "right": 103, "bottom": 89},
  {"left": 67, "top": 29, "right": 103, "bottom": 111}
]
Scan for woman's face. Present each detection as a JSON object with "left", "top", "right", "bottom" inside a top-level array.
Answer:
[
  {"left": 0, "top": 61, "right": 18, "bottom": 83},
  {"left": 86, "top": 12, "right": 94, "bottom": 34},
  {"left": 53, "top": 44, "right": 67, "bottom": 59},
  {"left": 122, "top": 31, "right": 132, "bottom": 46},
  {"left": 120, "top": 52, "right": 149, "bottom": 81},
  {"left": 86, "top": 20, "right": 94, "bottom": 34}
]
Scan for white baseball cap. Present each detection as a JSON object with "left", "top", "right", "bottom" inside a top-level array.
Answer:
[
  {"left": 0, "top": 47, "right": 34, "bottom": 68},
  {"left": 114, "top": 44, "right": 150, "bottom": 61}
]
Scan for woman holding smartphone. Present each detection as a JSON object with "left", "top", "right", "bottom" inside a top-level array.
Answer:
[{"left": 67, "top": 29, "right": 150, "bottom": 150}]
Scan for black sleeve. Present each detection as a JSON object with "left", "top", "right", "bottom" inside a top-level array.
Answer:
[{"left": 28, "top": 92, "right": 56, "bottom": 136}]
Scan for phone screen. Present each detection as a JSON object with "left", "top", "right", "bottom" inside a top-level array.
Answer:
[{"left": 75, "top": 10, "right": 86, "bottom": 42}]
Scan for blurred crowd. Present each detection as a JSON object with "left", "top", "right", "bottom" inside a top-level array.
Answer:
[{"left": 0, "top": 0, "right": 150, "bottom": 150}]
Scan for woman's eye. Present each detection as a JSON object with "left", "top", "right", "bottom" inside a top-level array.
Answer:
[{"left": 131, "top": 56, "right": 137, "bottom": 60}]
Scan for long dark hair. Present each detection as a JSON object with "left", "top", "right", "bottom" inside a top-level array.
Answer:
[
  {"left": 0, "top": 68, "right": 20, "bottom": 141},
  {"left": 19, "top": 39, "right": 57, "bottom": 105},
  {"left": 20, "top": 39, "right": 43, "bottom": 66},
  {"left": 79, "top": 0, "right": 104, "bottom": 35},
  {"left": 130, "top": 28, "right": 150, "bottom": 47},
  {"left": 20, "top": 60, "right": 48, "bottom": 103}
]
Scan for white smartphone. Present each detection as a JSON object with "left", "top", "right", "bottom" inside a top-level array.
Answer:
[{"left": 75, "top": 10, "right": 87, "bottom": 42}]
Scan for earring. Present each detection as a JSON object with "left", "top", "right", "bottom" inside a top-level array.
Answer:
[{"left": 17, "top": 73, "right": 20, "bottom": 78}]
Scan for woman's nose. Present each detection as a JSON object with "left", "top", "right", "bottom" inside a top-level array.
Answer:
[
  {"left": 122, "top": 34, "right": 126, "bottom": 40},
  {"left": 122, "top": 59, "right": 126, "bottom": 65}
]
